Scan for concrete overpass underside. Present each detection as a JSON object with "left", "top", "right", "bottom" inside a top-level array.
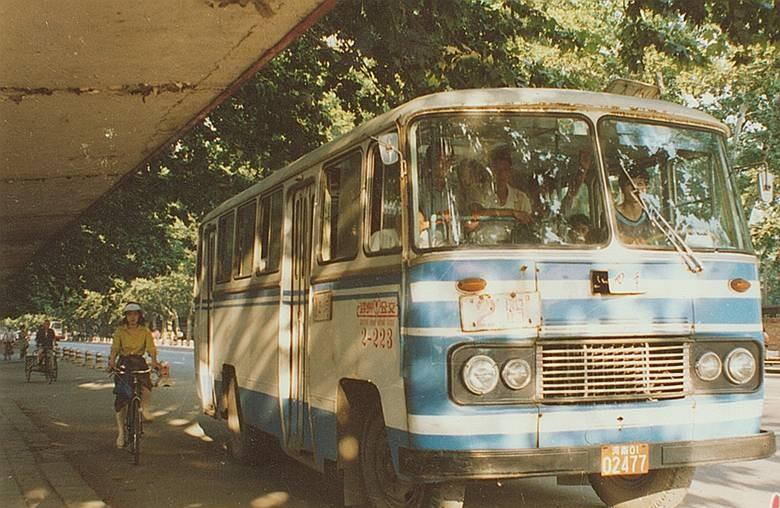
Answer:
[{"left": 0, "top": 0, "right": 334, "bottom": 281}]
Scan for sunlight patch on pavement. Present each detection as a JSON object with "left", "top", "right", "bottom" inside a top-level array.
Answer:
[
  {"left": 74, "top": 501, "right": 109, "bottom": 508},
  {"left": 24, "top": 486, "right": 50, "bottom": 501},
  {"left": 78, "top": 381, "right": 114, "bottom": 390},
  {"left": 53, "top": 421, "right": 70, "bottom": 428},
  {"left": 167, "top": 418, "right": 190, "bottom": 427},
  {"left": 250, "top": 491, "right": 289, "bottom": 508},
  {"left": 184, "top": 422, "right": 214, "bottom": 442}
]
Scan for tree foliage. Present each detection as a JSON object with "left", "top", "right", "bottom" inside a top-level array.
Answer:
[{"left": 1, "top": 0, "right": 778, "bottom": 325}]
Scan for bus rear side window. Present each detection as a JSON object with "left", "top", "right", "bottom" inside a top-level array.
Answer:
[
  {"left": 321, "top": 152, "right": 361, "bottom": 262},
  {"left": 259, "top": 190, "right": 282, "bottom": 273},
  {"left": 235, "top": 200, "right": 256, "bottom": 278},
  {"left": 367, "top": 145, "right": 401, "bottom": 253},
  {"left": 216, "top": 211, "right": 235, "bottom": 283}
]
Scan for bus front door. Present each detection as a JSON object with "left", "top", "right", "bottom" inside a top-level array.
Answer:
[
  {"left": 287, "top": 184, "right": 314, "bottom": 450},
  {"left": 197, "top": 226, "right": 216, "bottom": 415}
]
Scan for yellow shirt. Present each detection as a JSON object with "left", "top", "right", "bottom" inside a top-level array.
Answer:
[{"left": 111, "top": 324, "right": 157, "bottom": 361}]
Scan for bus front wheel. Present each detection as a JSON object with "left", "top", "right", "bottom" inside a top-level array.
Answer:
[
  {"left": 588, "top": 467, "right": 694, "bottom": 508},
  {"left": 359, "top": 407, "right": 464, "bottom": 508}
]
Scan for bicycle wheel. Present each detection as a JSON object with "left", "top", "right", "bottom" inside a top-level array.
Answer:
[
  {"left": 25, "top": 362, "right": 31, "bottom": 382},
  {"left": 44, "top": 357, "right": 52, "bottom": 384},
  {"left": 51, "top": 357, "right": 58, "bottom": 381},
  {"left": 131, "top": 397, "right": 142, "bottom": 465}
]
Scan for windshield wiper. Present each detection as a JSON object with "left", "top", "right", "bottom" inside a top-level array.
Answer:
[{"left": 623, "top": 171, "right": 703, "bottom": 273}]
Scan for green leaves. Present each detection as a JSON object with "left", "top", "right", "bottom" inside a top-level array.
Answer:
[{"left": 3, "top": 0, "right": 779, "bottom": 322}]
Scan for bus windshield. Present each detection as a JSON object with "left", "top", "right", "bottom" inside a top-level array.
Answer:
[
  {"left": 600, "top": 118, "right": 750, "bottom": 251},
  {"left": 412, "top": 114, "right": 607, "bottom": 249}
]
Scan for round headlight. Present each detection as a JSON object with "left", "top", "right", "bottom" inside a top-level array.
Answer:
[
  {"left": 695, "top": 351, "right": 722, "bottom": 381},
  {"left": 725, "top": 348, "right": 756, "bottom": 384},
  {"left": 501, "top": 359, "right": 532, "bottom": 390},
  {"left": 462, "top": 355, "right": 499, "bottom": 395}
]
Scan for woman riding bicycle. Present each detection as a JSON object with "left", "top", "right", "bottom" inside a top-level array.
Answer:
[{"left": 109, "top": 302, "right": 160, "bottom": 449}]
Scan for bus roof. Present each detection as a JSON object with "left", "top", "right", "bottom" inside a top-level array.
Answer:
[{"left": 203, "top": 87, "right": 727, "bottom": 223}]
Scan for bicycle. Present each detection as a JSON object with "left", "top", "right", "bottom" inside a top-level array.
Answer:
[
  {"left": 25, "top": 348, "right": 58, "bottom": 384},
  {"left": 110, "top": 365, "right": 152, "bottom": 465}
]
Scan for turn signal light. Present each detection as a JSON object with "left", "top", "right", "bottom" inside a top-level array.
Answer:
[
  {"left": 729, "top": 278, "right": 751, "bottom": 293},
  {"left": 457, "top": 277, "right": 487, "bottom": 293}
]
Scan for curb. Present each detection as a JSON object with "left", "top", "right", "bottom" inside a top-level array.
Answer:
[{"left": 0, "top": 399, "right": 109, "bottom": 508}]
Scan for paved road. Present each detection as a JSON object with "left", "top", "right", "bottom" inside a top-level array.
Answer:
[{"left": 0, "top": 348, "right": 777, "bottom": 508}]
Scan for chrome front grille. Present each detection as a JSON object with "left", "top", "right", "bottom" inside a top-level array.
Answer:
[{"left": 539, "top": 341, "right": 689, "bottom": 402}]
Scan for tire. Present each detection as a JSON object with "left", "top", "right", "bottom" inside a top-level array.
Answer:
[
  {"left": 44, "top": 357, "right": 52, "bottom": 384},
  {"left": 589, "top": 467, "right": 694, "bottom": 508},
  {"left": 131, "top": 398, "right": 142, "bottom": 465},
  {"left": 225, "top": 376, "right": 255, "bottom": 463},
  {"left": 25, "top": 363, "right": 31, "bottom": 382},
  {"left": 360, "top": 406, "right": 465, "bottom": 508},
  {"left": 51, "top": 357, "right": 58, "bottom": 381}
]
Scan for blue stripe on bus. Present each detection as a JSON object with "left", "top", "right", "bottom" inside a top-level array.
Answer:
[
  {"left": 223, "top": 382, "right": 763, "bottom": 462},
  {"left": 307, "top": 273, "right": 402, "bottom": 292},
  {"left": 409, "top": 431, "right": 537, "bottom": 451},
  {"left": 410, "top": 259, "right": 538, "bottom": 281},
  {"left": 212, "top": 300, "right": 280, "bottom": 309},
  {"left": 405, "top": 296, "right": 760, "bottom": 329},
  {"left": 541, "top": 298, "right": 693, "bottom": 326},
  {"left": 537, "top": 418, "right": 761, "bottom": 448},
  {"left": 215, "top": 287, "right": 282, "bottom": 300},
  {"left": 409, "top": 259, "right": 757, "bottom": 282},
  {"left": 403, "top": 337, "right": 457, "bottom": 415},
  {"left": 212, "top": 381, "right": 284, "bottom": 441},
  {"left": 693, "top": 298, "right": 761, "bottom": 324},
  {"left": 536, "top": 260, "right": 757, "bottom": 281}
]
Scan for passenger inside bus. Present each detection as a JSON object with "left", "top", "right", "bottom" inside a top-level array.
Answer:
[
  {"left": 567, "top": 213, "right": 592, "bottom": 243},
  {"left": 615, "top": 168, "right": 657, "bottom": 244},
  {"left": 464, "top": 145, "right": 533, "bottom": 243},
  {"left": 369, "top": 214, "right": 401, "bottom": 251},
  {"left": 560, "top": 148, "right": 593, "bottom": 217},
  {"left": 419, "top": 143, "right": 460, "bottom": 245}
]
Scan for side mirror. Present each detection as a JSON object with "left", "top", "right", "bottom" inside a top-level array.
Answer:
[
  {"left": 376, "top": 132, "right": 399, "bottom": 165},
  {"left": 735, "top": 162, "right": 774, "bottom": 203}
]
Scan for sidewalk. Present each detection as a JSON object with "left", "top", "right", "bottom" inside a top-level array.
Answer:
[{"left": 0, "top": 399, "right": 108, "bottom": 508}]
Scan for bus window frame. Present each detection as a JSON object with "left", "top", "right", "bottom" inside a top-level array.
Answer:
[
  {"left": 216, "top": 210, "right": 236, "bottom": 284},
  {"left": 234, "top": 198, "right": 258, "bottom": 280},
  {"left": 598, "top": 114, "right": 752, "bottom": 253},
  {"left": 365, "top": 140, "right": 403, "bottom": 257},
  {"left": 318, "top": 149, "right": 364, "bottom": 265},
  {"left": 407, "top": 110, "right": 609, "bottom": 254},
  {"left": 256, "top": 187, "right": 284, "bottom": 276}
]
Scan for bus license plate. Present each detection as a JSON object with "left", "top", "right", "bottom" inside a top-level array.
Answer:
[
  {"left": 600, "top": 443, "right": 649, "bottom": 476},
  {"left": 460, "top": 292, "right": 538, "bottom": 332}
]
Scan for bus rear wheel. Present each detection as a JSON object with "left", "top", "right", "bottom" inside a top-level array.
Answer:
[
  {"left": 360, "top": 407, "right": 464, "bottom": 508},
  {"left": 588, "top": 467, "right": 694, "bottom": 508}
]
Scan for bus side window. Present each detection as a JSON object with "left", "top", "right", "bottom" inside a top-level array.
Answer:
[
  {"left": 216, "top": 210, "right": 235, "bottom": 283},
  {"left": 367, "top": 143, "right": 401, "bottom": 254},
  {"left": 234, "top": 200, "right": 257, "bottom": 278},
  {"left": 258, "top": 190, "right": 283, "bottom": 273},
  {"left": 321, "top": 151, "right": 362, "bottom": 262}
]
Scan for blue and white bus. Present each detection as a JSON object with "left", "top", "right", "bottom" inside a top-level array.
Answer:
[{"left": 193, "top": 88, "right": 775, "bottom": 508}]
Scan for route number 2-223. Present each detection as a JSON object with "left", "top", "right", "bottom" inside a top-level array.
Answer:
[{"left": 360, "top": 327, "right": 393, "bottom": 349}]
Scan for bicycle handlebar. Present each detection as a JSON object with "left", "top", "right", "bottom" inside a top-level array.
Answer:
[{"left": 108, "top": 366, "right": 154, "bottom": 375}]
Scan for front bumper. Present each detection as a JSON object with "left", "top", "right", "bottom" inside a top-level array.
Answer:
[{"left": 398, "top": 430, "right": 776, "bottom": 481}]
